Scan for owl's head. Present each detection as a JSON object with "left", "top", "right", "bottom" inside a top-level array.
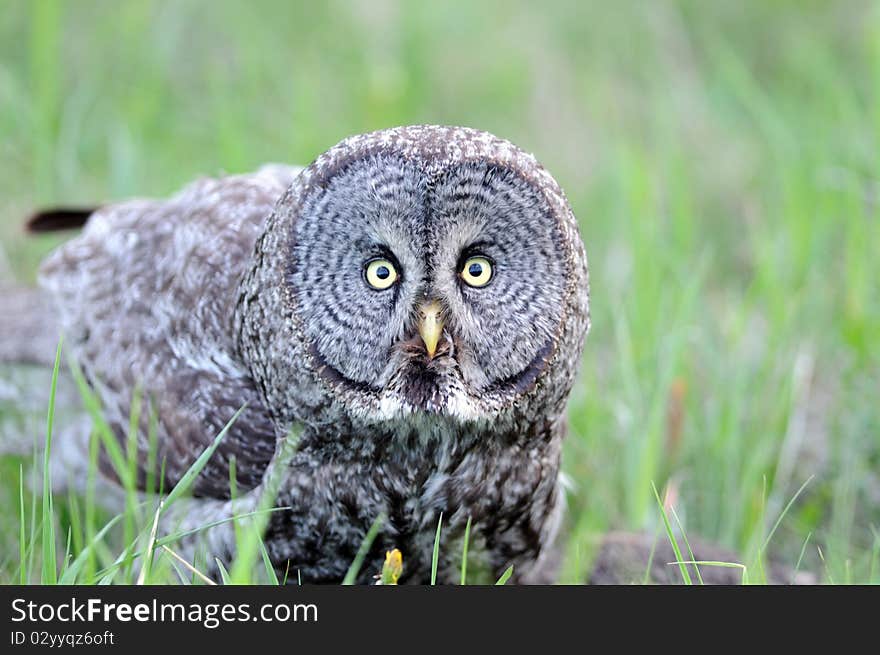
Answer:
[{"left": 239, "top": 126, "right": 590, "bottom": 429}]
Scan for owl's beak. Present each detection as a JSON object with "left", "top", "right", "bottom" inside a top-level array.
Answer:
[{"left": 418, "top": 300, "right": 444, "bottom": 360}]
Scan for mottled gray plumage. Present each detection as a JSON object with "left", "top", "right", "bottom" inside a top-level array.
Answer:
[{"left": 16, "top": 126, "right": 591, "bottom": 583}]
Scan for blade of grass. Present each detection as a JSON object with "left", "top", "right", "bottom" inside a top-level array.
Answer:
[
  {"left": 651, "top": 481, "right": 692, "bottom": 585},
  {"left": 28, "top": 426, "right": 39, "bottom": 583},
  {"left": 121, "top": 385, "right": 144, "bottom": 582},
  {"left": 62, "top": 527, "right": 72, "bottom": 576},
  {"left": 817, "top": 546, "right": 834, "bottom": 584},
  {"left": 91, "top": 506, "right": 291, "bottom": 582},
  {"left": 670, "top": 506, "right": 703, "bottom": 585},
  {"left": 258, "top": 539, "right": 279, "bottom": 585},
  {"left": 156, "top": 507, "right": 291, "bottom": 549},
  {"left": 59, "top": 513, "right": 124, "bottom": 584},
  {"left": 794, "top": 531, "right": 812, "bottom": 576},
  {"left": 431, "top": 512, "right": 443, "bottom": 585},
  {"left": 145, "top": 406, "right": 159, "bottom": 496},
  {"left": 228, "top": 430, "right": 298, "bottom": 584},
  {"left": 41, "top": 338, "right": 63, "bottom": 584},
  {"left": 68, "top": 361, "right": 135, "bottom": 490},
  {"left": 671, "top": 560, "right": 748, "bottom": 585},
  {"left": 753, "top": 475, "right": 768, "bottom": 584},
  {"left": 761, "top": 476, "right": 814, "bottom": 552},
  {"left": 64, "top": 489, "right": 85, "bottom": 572},
  {"left": 342, "top": 513, "right": 385, "bottom": 585},
  {"left": 84, "top": 424, "right": 101, "bottom": 582},
  {"left": 136, "top": 499, "right": 163, "bottom": 584},
  {"left": 214, "top": 557, "right": 231, "bottom": 584},
  {"left": 495, "top": 565, "right": 514, "bottom": 585},
  {"left": 93, "top": 406, "right": 246, "bottom": 579},
  {"left": 164, "top": 405, "right": 247, "bottom": 507},
  {"left": 19, "top": 464, "right": 26, "bottom": 584},
  {"left": 460, "top": 515, "right": 471, "bottom": 585},
  {"left": 167, "top": 557, "right": 192, "bottom": 585},
  {"left": 228, "top": 458, "right": 243, "bottom": 550},
  {"left": 161, "top": 545, "right": 215, "bottom": 585}
]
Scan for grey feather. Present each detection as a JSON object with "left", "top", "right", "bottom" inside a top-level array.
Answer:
[
  {"left": 0, "top": 286, "right": 60, "bottom": 367},
  {"left": 11, "top": 127, "right": 591, "bottom": 583}
]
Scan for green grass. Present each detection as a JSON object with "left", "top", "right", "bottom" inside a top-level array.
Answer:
[{"left": 1, "top": 0, "right": 879, "bottom": 584}]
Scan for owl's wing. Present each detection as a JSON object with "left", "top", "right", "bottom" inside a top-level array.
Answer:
[{"left": 38, "top": 164, "right": 303, "bottom": 498}]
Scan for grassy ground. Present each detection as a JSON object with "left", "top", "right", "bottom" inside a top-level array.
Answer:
[{"left": 0, "top": 0, "right": 878, "bottom": 583}]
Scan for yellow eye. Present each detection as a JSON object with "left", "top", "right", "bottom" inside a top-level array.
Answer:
[
  {"left": 365, "top": 258, "right": 399, "bottom": 290},
  {"left": 460, "top": 256, "right": 493, "bottom": 287}
]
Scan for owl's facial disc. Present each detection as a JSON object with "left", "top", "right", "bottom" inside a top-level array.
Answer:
[{"left": 289, "top": 154, "right": 568, "bottom": 422}]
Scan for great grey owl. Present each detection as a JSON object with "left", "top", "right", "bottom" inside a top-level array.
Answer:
[{"left": 2, "top": 125, "right": 590, "bottom": 584}]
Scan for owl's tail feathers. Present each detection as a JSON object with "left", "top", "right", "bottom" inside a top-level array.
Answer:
[{"left": 26, "top": 207, "right": 97, "bottom": 233}]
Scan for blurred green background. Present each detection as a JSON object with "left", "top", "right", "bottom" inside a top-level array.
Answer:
[{"left": 1, "top": 0, "right": 878, "bottom": 582}]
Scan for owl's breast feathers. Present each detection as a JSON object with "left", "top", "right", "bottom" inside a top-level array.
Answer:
[{"left": 268, "top": 414, "right": 565, "bottom": 583}]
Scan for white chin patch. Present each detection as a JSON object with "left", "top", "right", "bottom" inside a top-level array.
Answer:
[{"left": 362, "top": 388, "right": 484, "bottom": 424}]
